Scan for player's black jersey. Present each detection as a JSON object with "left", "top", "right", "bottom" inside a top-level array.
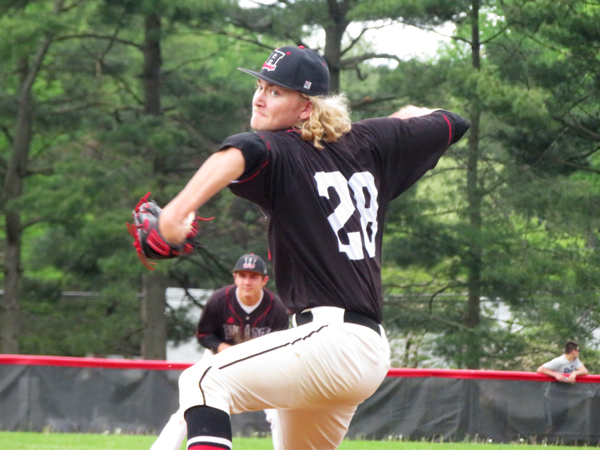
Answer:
[
  {"left": 196, "top": 285, "right": 290, "bottom": 353},
  {"left": 221, "top": 111, "right": 470, "bottom": 323}
]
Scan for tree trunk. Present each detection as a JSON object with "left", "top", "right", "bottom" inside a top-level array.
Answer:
[
  {"left": 322, "top": 1, "right": 350, "bottom": 94},
  {"left": 141, "top": 272, "right": 168, "bottom": 360},
  {"left": 140, "top": 12, "right": 169, "bottom": 360},
  {"left": 462, "top": 0, "right": 483, "bottom": 370},
  {"left": 1, "top": 56, "right": 38, "bottom": 353},
  {"left": 0, "top": 1, "right": 60, "bottom": 353},
  {"left": 464, "top": 109, "right": 482, "bottom": 369},
  {"left": 323, "top": 24, "right": 345, "bottom": 93},
  {"left": 143, "top": 13, "right": 162, "bottom": 116},
  {"left": 2, "top": 212, "right": 24, "bottom": 354}
]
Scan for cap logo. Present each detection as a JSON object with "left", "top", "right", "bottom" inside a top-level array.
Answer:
[
  {"left": 303, "top": 81, "right": 312, "bottom": 90},
  {"left": 242, "top": 256, "right": 257, "bottom": 269},
  {"left": 262, "top": 50, "right": 285, "bottom": 72}
]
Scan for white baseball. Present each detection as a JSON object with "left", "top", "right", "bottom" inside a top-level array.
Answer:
[{"left": 183, "top": 211, "right": 195, "bottom": 233}]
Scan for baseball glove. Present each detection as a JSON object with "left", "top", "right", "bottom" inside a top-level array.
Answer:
[{"left": 126, "top": 192, "right": 211, "bottom": 270}]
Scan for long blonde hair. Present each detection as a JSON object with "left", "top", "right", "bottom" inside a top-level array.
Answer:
[{"left": 296, "top": 93, "right": 352, "bottom": 149}]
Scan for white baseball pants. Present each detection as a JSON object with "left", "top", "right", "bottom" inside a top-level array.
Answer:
[{"left": 178, "top": 306, "right": 390, "bottom": 449}]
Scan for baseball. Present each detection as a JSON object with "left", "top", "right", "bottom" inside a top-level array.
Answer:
[{"left": 183, "top": 211, "right": 195, "bottom": 233}]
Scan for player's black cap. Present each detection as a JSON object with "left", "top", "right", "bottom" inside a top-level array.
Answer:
[
  {"left": 238, "top": 46, "right": 330, "bottom": 96},
  {"left": 233, "top": 254, "right": 268, "bottom": 276}
]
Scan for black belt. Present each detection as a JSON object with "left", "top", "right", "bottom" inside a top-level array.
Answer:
[{"left": 295, "top": 310, "right": 381, "bottom": 336}]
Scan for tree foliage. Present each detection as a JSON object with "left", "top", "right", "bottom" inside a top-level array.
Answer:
[{"left": 0, "top": 0, "right": 598, "bottom": 369}]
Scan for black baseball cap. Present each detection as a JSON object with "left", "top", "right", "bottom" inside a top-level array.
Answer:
[
  {"left": 238, "top": 46, "right": 330, "bottom": 96},
  {"left": 233, "top": 254, "right": 268, "bottom": 276}
]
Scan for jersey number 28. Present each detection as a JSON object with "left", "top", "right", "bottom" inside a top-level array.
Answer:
[{"left": 314, "top": 171, "right": 379, "bottom": 260}]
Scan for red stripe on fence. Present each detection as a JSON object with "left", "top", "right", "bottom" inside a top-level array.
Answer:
[
  {"left": 1, "top": 354, "right": 599, "bottom": 383},
  {"left": 0, "top": 354, "right": 191, "bottom": 370},
  {"left": 387, "top": 367, "right": 600, "bottom": 383}
]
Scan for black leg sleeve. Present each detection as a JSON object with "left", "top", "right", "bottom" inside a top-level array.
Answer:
[{"left": 184, "top": 405, "right": 232, "bottom": 449}]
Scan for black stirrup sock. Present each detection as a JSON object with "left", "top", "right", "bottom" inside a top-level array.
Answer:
[{"left": 184, "top": 406, "right": 233, "bottom": 450}]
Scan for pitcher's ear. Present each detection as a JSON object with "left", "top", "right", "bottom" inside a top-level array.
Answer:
[{"left": 299, "top": 99, "right": 313, "bottom": 121}]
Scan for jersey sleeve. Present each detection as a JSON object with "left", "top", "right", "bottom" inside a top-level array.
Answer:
[
  {"left": 196, "top": 293, "right": 225, "bottom": 353},
  {"left": 219, "top": 132, "right": 268, "bottom": 181},
  {"left": 364, "top": 110, "right": 469, "bottom": 200}
]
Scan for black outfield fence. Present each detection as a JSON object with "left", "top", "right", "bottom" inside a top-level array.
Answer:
[
  {"left": 348, "top": 368, "right": 600, "bottom": 445},
  {"left": 1, "top": 355, "right": 599, "bottom": 444}
]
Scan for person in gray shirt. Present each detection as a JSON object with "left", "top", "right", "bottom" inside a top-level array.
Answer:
[
  {"left": 537, "top": 340, "right": 589, "bottom": 434},
  {"left": 537, "top": 340, "right": 588, "bottom": 383}
]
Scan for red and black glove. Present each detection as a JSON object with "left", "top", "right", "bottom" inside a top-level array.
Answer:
[{"left": 126, "top": 192, "right": 211, "bottom": 270}]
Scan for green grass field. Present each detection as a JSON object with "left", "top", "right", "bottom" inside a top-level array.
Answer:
[{"left": 0, "top": 432, "right": 598, "bottom": 450}]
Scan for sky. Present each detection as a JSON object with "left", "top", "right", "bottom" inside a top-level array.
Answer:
[
  {"left": 358, "top": 21, "right": 455, "bottom": 64},
  {"left": 239, "top": 1, "right": 455, "bottom": 65}
]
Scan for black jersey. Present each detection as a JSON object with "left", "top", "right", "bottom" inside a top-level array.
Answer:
[
  {"left": 221, "top": 111, "right": 470, "bottom": 323},
  {"left": 196, "top": 285, "right": 290, "bottom": 353}
]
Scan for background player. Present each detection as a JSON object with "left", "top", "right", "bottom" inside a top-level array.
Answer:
[
  {"left": 196, "top": 253, "right": 289, "bottom": 355},
  {"left": 537, "top": 340, "right": 588, "bottom": 433},
  {"left": 537, "top": 340, "right": 588, "bottom": 383},
  {"left": 150, "top": 254, "right": 289, "bottom": 450},
  {"left": 156, "top": 45, "right": 470, "bottom": 449}
]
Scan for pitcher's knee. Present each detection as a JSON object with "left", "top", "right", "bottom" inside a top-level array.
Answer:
[
  {"left": 178, "top": 364, "right": 231, "bottom": 413},
  {"left": 178, "top": 364, "right": 202, "bottom": 392}
]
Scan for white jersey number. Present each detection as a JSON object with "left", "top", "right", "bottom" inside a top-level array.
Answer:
[{"left": 314, "top": 171, "right": 379, "bottom": 260}]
